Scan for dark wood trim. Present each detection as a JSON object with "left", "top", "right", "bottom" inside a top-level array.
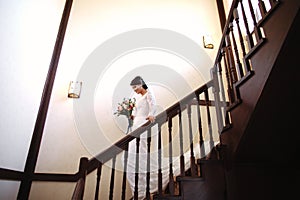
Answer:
[
  {"left": 0, "top": 168, "right": 24, "bottom": 181},
  {"left": 257, "top": 0, "right": 280, "bottom": 27},
  {"left": 213, "top": 0, "right": 239, "bottom": 65},
  {"left": 32, "top": 173, "right": 78, "bottom": 182},
  {"left": 216, "top": 0, "right": 227, "bottom": 32},
  {"left": 17, "top": 0, "right": 74, "bottom": 199},
  {"left": 0, "top": 167, "right": 79, "bottom": 182}
]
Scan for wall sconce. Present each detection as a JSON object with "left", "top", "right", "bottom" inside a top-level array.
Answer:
[
  {"left": 68, "top": 81, "right": 82, "bottom": 98},
  {"left": 203, "top": 35, "right": 214, "bottom": 49}
]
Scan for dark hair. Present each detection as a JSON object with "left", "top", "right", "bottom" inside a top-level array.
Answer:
[{"left": 130, "top": 76, "right": 148, "bottom": 89}]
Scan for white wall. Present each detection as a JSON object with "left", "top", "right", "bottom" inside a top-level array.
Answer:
[
  {"left": 0, "top": 0, "right": 222, "bottom": 199},
  {"left": 0, "top": 0, "right": 67, "bottom": 199}
]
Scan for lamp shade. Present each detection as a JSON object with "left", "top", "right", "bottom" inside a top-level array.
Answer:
[
  {"left": 203, "top": 35, "right": 214, "bottom": 49},
  {"left": 68, "top": 81, "right": 82, "bottom": 98}
]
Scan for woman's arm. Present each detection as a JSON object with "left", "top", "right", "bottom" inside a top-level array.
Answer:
[{"left": 146, "top": 90, "right": 156, "bottom": 122}]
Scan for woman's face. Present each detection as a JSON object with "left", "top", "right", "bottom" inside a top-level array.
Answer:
[{"left": 131, "top": 85, "right": 143, "bottom": 94}]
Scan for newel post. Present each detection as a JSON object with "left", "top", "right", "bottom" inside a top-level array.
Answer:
[{"left": 72, "top": 157, "right": 88, "bottom": 200}]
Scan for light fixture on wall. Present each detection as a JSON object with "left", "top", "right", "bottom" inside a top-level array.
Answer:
[
  {"left": 68, "top": 81, "right": 82, "bottom": 98},
  {"left": 203, "top": 35, "right": 214, "bottom": 49}
]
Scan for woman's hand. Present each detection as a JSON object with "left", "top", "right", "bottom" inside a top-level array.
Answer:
[{"left": 146, "top": 115, "right": 155, "bottom": 123}]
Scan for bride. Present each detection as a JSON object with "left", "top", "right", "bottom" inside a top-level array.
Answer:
[
  {"left": 124, "top": 76, "right": 218, "bottom": 199},
  {"left": 125, "top": 76, "right": 161, "bottom": 199}
]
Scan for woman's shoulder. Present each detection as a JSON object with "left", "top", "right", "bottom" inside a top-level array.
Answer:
[{"left": 145, "top": 89, "right": 156, "bottom": 102}]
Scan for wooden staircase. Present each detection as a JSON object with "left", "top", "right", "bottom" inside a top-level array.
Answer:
[
  {"left": 154, "top": 0, "right": 300, "bottom": 199},
  {"left": 153, "top": 145, "right": 226, "bottom": 200},
  {"left": 1, "top": 1, "right": 299, "bottom": 200}
]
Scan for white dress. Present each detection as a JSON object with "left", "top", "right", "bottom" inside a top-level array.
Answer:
[{"left": 126, "top": 89, "right": 160, "bottom": 199}]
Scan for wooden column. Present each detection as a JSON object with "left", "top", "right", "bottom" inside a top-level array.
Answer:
[{"left": 216, "top": 0, "right": 227, "bottom": 32}]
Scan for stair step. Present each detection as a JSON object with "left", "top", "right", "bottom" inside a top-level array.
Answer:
[
  {"left": 197, "top": 158, "right": 224, "bottom": 164},
  {"left": 196, "top": 158, "right": 226, "bottom": 200},
  {"left": 153, "top": 194, "right": 182, "bottom": 200},
  {"left": 176, "top": 176, "right": 205, "bottom": 200},
  {"left": 176, "top": 175, "right": 205, "bottom": 182}
]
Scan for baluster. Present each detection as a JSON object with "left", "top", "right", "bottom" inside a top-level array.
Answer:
[
  {"left": 225, "top": 34, "right": 238, "bottom": 84},
  {"left": 204, "top": 90, "right": 214, "bottom": 150},
  {"left": 109, "top": 156, "right": 116, "bottom": 200},
  {"left": 233, "top": 8, "right": 252, "bottom": 72},
  {"left": 239, "top": 0, "right": 255, "bottom": 48},
  {"left": 121, "top": 144, "right": 129, "bottom": 200},
  {"left": 269, "top": 0, "right": 278, "bottom": 8},
  {"left": 134, "top": 137, "right": 140, "bottom": 200},
  {"left": 195, "top": 95, "right": 204, "bottom": 158},
  {"left": 178, "top": 110, "right": 185, "bottom": 176},
  {"left": 195, "top": 95, "right": 204, "bottom": 176},
  {"left": 157, "top": 123, "right": 163, "bottom": 196},
  {"left": 233, "top": 8, "right": 247, "bottom": 57},
  {"left": 168, "top": 117, "right": 175, "bottom": 195},
  {"left": 247, "top": 0, "right": 263, "bottom": 40},
  {"left": 212, "top": 65, "right": 225, "bottom": 136},
  {"left": 216, "top": 62, "right": 231, "bottom": 127},
  {"left": 187, "top": 105, "right": 197, "bottom": 177},
  {"left": 94, "top": 162, "right": 102, "bottom": 200},
  {"left": 229, "top": 22, "right": 244, "bottom": 78},
  {"left": 224, "top": 35, "right": 238, "bottom": 104},
  {"left": 221, "top": 48, "right": 235, "bottom": 104},
  {"left": 258, "top": 0, "right": 267, "bottom": 18},
  {"left": 146, "top": 129, "right": 152, "bottom": 199}
]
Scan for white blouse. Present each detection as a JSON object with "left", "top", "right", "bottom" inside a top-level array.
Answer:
[{"left": 131, "top": 89, "right": 156, "bottom": 129}]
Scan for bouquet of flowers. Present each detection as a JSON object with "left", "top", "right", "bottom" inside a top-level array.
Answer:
[{"left": 114, "top": 97, "right": 136, "bottom": 133}]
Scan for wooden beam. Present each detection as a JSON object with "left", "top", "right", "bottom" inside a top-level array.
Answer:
[
  {"left": 17, "top": 0, "right": 74, "bottom": 199},
  {"left": 216, "top": 0, "right": 227, "bottom": 32}
]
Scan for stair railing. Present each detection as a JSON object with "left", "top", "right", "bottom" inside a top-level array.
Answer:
[
  {"left": 0, "top": 0, "right": 281, "bottom": 199},
  {"left": 211, "top": 0, "right": 280, "bottom": 134},
  {"left": 75, "top": 1, "right": 281, "bottom": 199},
  {"left": 83, "top": 80, "right": 220, "bottom": 199}
]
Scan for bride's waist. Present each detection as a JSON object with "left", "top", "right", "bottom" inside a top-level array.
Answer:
[{"left": 134, "top": 116, "right": 147, "bottom": 120}]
